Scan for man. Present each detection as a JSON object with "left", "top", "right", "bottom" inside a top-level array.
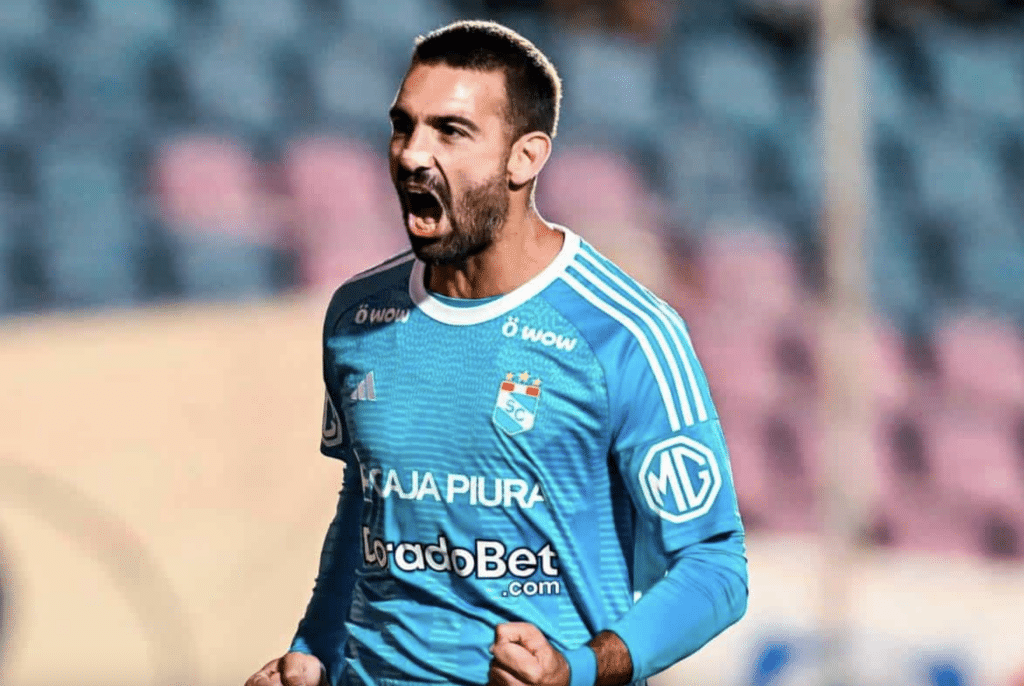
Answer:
[{"left": 245, "top": 20, "right": 747, "bottom": 686}]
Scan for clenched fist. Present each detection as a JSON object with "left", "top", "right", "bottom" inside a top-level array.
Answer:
[
  {"left": 487, "top": 622, "right": 570, "bottom": 686},
  {"left": 244, "top": 651, "right": 328, "bottom": 686}
]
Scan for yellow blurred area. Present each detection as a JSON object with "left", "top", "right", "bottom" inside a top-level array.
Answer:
[{"left": 0, "top": 297, "right": 342, "bottom": 685}]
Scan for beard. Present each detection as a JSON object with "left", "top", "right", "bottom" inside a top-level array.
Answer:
[{"left": 405, "top": 170, "right": 510, "bottom": 268}]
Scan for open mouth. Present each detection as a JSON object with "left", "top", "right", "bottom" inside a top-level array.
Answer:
[{"left": 404, "top": 188, "right": 445, "bottom": 237}]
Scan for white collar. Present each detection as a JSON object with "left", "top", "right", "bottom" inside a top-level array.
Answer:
[{"left": 408, "top": 225, "right": 580, "bottom": 325}]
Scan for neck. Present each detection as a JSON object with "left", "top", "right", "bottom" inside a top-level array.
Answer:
[{"left": 426, "top": 204, "right": 564, "bottom": 299}]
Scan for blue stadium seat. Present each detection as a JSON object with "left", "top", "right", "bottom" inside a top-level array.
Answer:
[
  {"left": 0, "top": 206, "right": 13, "bottom": 311},
  {"left": 82, "top": 0, "right": 176, "bottom": 45},
  {"left": 63, "top": 36, "right": 172, "bottom": 132},
  {"left": 0, "top": 68, "right": 25, "bottom": 136},
  {"left": 340, "top": 0, "right": 456, "bottom": 53},
  {"left": 912, "top": 124, "right": 1012, "bottom": 230},
  {"left": 922, "top": 26, "right": 1024, "bottom": 128},
  {"left": 682, "top": 35, "right": 785, "bottom": 135},
  {"left": 957, "top": 230, "right": 1024, "bottom": 316},
  {"left": 869, "top": 205, "right": 929, "bottom": 323},
  {"left": 0, "top": 0, "right": 48, "bottom": 45},
  {"left": 169, "top": 234, "right": 281, "bottom": 300},
  {"left": 311, "top": 33, "right": 405, "bottom": 133},
  {"left": 557, "top": 32, "right": 661, "bottom": 141},
  {"left": 3, "top": 48, "right": 65, "bottom": 135},
  {"left": 218, "top": 0, "right": 304, "bottom": 42},
  {"left": 37, "top": 145, "right": 139, "bottom": 307},
  {"left": 661, "top": 119, "right": 757, "bottom": 232},
  {"left": 869, "top": 42, "right": 921, "bottom": 137},
  {"left": 186, "top": 37, "right": 280, "bottom": 136}
]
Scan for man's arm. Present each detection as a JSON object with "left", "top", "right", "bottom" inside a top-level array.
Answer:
[
  {"left": 290, "top": 457, "right": 364, "bottom": 686},
  {"left": 599, "top": 531, "right": 748, "bottom": 682},
  {"left": 488, "top": 529, "right": 747, "bottom": 686}
]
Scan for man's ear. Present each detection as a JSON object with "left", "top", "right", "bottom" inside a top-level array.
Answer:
[{"left": 507, "top": 131, "right": 552, "bottom": 188}]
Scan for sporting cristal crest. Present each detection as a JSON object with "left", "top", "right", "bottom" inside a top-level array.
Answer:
[{"left": 493, "top": 372, "right": 542, "bottom": 436}]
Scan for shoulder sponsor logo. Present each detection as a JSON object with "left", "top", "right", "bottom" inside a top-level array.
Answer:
[
  {"left": 501, "top": 316, "right": 578, "bottom": 352},
  {"left": 638, "top": 435, "right": 722, "bottom": 523},
  {"left": 353, "top": 304, "right": 411, "bottom": 325},
  {"left": 321, "top": 391, "right": 344, "bottom": 447}
]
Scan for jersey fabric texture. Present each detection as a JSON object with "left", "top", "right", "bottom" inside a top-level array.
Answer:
[{"left": 291, "top": 227, "right": 748, "bottom": 686}]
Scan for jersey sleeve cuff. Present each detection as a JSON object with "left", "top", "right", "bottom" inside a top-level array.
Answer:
[{"left": 564, "top": 645, "right": 598, "bottom": 686}]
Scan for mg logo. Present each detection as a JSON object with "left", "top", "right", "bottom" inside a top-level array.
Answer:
[{"left": 638, "top": 436, "right": 722, "bottom": 523}]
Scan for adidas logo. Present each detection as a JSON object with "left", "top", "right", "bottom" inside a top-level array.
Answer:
[{"left": 350, "top": 371, "right": 377, "bottom": 402}]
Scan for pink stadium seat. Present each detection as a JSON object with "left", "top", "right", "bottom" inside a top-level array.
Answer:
[
  {"left": 923, "top": 406, "right": 1024, "bottom": 513},
  {"left": 757, "top": 408, "right": 821, "bottom": 533},
  {"left": 868, "top": 322, "right": 915, "bottom": 407},
  {"left": 697, "top": 229, "right": 804, "bottom": 319},
  {"left": 718, "top": 400, "right": 822, "bottom": 533},
  {"left": 934, "top": 313, "right": 1024, "bottom": 407},
  {"left": 537, "top": 146, "right": 653, "bottom": 225},
  {"left": 691, "top": 309, "right": 819, "bottom": 406},
  {"left": 154, "top": 135, "right": 270, "bottom": 241},
  {"left": 870, "top": 408, "right": 974, "bottom": 556},
  {"left": 871, "top": 484, "right": 982, "bottom": 558},
  {"left": 536, "top": 145, "right": 674, "bottom": 292},
  {"left": 690, "top": 311, "right": 782, "bottom": 405},
  {"left": 282, "top": 136, "right": 408, "bottom": 287},
  {"left": 716, "top": 401, "right": 770, "bottom": 527}
]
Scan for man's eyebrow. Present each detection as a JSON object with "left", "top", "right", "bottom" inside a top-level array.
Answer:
[
  {"left": 425, "top": 114, "right": 480, "bottom": 134},
  {"left": 389, "top": 106, "right": 480, "bottom": 133}
]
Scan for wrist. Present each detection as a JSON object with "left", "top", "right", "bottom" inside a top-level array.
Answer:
[{"left": 563, "top": 645, "right": 598, "bottom": 686}]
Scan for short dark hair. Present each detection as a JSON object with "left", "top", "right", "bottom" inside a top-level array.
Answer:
[{"left": 411, "top": 20, "right": 562, "bottom": 140}]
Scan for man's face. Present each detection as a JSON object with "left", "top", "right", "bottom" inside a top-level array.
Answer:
[{"left": 389, "top": 63, "right": 513, "bottom": 266}]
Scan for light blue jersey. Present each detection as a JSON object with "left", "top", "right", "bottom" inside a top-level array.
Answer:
[{"left": 292, "top": 227, "right": 748, "bottom": 686}]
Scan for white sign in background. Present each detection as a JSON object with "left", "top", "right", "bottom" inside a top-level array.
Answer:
[{"left": 653, "top": 534, "right": 1024, "bottom": 686}]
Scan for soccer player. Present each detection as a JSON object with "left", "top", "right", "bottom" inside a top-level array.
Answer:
[{"left": 245, "top": 20, "right": 747, "bottom": 686}]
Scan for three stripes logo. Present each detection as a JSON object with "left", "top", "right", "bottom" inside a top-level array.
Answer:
[{"left": 350, "top": 371, "right": 377, "bottom": 402}]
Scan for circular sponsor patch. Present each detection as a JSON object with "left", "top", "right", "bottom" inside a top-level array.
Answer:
[{"left": 638, "top": 435, "right": 722, "bottom": 523}]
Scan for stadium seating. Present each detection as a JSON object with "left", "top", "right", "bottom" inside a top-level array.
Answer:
[
  {"left": 37, "top": 142, "right": 139, "bottom": 307},
  {"left": 0, "top": 0, "right": 1021, "bottom": 563},
  {"left": 339, "top": 0, "right": 456, "bottom": 53},
  {"left": 926, "top": 408, "right": 1024, "bottom": 504},
  {"left": 281, "top": 135, "right": 407, "bottom": 287},
  {"left": 0, "top": 0, "right": 48, "bottom": 46},
  {"left": 555, "top": 31, "right": 661, "bottom": 140},
  {"left": 660, "top": 118, "right": 758, "bottom": 231},
  {"left": 309, "top": 32, "right": 405, "bottom": 137},
  {"left": 217, "top": 0, "right": 305, "bottom": 43},
  {"left": 696, "top": 228, "right": 804, "bottom": 317},
  {"left": 922, "top": 24, "right": 1024, "bottom": 128},
  {"left": 682, "top": 34, "right": 786, "bottom": 136},
  {"left": 184, "top": 36, "right": 282, "bottom": 137},
  {"left": 933, "top": 313, "right": 1024, "bottom": 407},
  {"left": 154, "top": 134, "right": 282, "bottom": 298}
]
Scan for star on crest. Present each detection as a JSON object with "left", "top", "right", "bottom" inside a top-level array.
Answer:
[{"left": 518, "top": 371, "right": 530, "bottom": 382}]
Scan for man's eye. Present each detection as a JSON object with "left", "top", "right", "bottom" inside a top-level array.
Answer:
[{"left": 440, "top": 124, "right": 464, "bottom": 138}]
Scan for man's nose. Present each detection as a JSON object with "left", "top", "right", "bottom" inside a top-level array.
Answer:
[{"left": 397, "top": 127, "right": 434, "bottom": 173}]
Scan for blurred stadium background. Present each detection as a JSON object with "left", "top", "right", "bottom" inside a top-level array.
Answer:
[{"left": 1, "top": 0, "right": 1024, "bottom": 684}]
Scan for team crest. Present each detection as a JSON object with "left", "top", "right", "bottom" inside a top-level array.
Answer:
[{"left": 493, "top": 372, "right": 542, "bottom": 436}]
